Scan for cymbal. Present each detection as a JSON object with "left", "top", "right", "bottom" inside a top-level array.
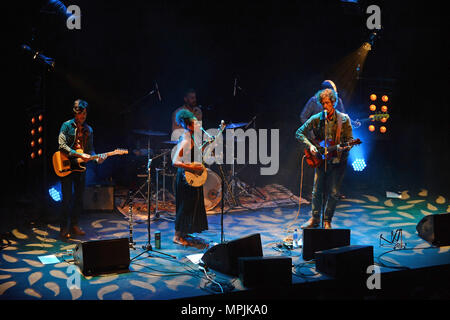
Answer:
[
  {"left": 225, "top": 122, "right": 248, "bottom": 129},
  {"left": 133, "top": 129, "right": 168, "bottom": 136}
]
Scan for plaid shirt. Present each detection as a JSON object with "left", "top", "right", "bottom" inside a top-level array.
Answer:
[{"left": 58, "top": 119, "right": 95, "bottom": 157}]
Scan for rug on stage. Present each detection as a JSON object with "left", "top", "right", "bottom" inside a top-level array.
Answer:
[{"left": 115, "top": 183, "right": 308, "bottom": 222}]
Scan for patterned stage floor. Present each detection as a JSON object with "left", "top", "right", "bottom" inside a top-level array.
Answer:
[{"left": 1, "top": 188, "right": 449, "bottom": 300}]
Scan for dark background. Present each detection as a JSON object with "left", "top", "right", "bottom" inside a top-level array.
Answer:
[{"left": 5, "top": 0, "right": 449, "bottom": 207}]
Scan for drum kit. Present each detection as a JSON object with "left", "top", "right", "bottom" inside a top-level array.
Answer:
[{"left": 128, "top": 119, "right": 263, "bottom": 214}]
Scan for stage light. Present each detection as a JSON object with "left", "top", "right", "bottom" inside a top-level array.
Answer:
[
  {"left": 38, "top": 126, "right": 43, "bottom": 133},
  {"left": 352, "top": 158, "right": 366, "bottom": 172},
  {"left": 381, "top": 105, "right": 388, "bottom": 113},
  {"left": 38, "top": 114, "right": 43, "bottom": 121},
  {"left": 369, "top": 104, "right": 376, "bottom": 111},
  {"left": 31, "top": 152, "right": 35, "bottom": 159},
  {"left": 38, "top": 149, "right": 43, "bottom": 156},
  {"left": 49, "top": 186, "right": 62, "bottom": 202},
  {"left": 370, "top": 94, "right": 377, "bottom": 101},
  {"left": 369, "top": 125, "right": 375, "bottom": 132},
  {"left": 31, "top": 141, "right": 35, "bottom": 147},
  {"left": 381, "top": 117, "right": 387, "bottom": 123},
  {"left": 38, "top": 138, "right": 43, "bottom": 144},
  {"left": 31, "top": 129, "right": 36, "bottom": 135},
  {"left": 382, "top": 95, "right": 388, "bottom": 102},
  {"left": 31, "top": 117, "right": 36, "bottom": 124},
  {"left": 380, "top": 126, "right": 387, "bottom": 133}
]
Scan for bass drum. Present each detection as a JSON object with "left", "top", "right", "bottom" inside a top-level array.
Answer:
[{"left": 203, "top": 168, "right": 222, "bottom": 213}]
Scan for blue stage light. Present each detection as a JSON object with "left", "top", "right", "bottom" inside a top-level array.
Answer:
[
  {"left": 352, "top": 158, "right": 366, "bottom": 172},
  {"left": 49, "top": 185, "right": 62, "bottom": 202}
]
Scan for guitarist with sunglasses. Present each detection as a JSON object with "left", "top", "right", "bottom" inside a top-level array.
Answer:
[
  {"left": 296, "top": 89, "right": 354, "bottom": 229},
  {"left": 57, "top": 99, "right": 106, "bottom": 239}
]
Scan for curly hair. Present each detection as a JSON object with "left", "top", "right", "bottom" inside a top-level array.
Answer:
[
  {"left": 175, "top": 109, "right": 195, "bottom": 128},
  {"left": 73, "top": 99, "right": 88, "bottom": 113},
  {"left": 316, "top": 88, "right": 337, "bottom": 106}
]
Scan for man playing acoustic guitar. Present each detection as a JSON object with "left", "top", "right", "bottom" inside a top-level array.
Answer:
[
  {"left": 58, "top": 99, "right": 106, "bottom": 239},
  {"left": 295, "top": 89, "right": 353, "bottom": 229}
]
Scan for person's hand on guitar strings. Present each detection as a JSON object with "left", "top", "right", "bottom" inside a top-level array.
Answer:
[
  {"left": 309, "top": 144, "right": 318, "bottom": 156},
  {"left": 96, "top": 153, "right": 107, "bottom": 164}
]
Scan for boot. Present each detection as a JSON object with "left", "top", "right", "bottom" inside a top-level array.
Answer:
[{"left": 301, "top": 217, "right": 320, "bottom": 229}]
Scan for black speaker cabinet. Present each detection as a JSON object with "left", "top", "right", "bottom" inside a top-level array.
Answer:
[
  {"left": 416, "top": 213, "right": 450, "bottom": 246},
  {"left": 315, "top": 245, "right": 374, "bottom": 278},
  {"left": 238, "top": 256, "right": 292, "bottom": 288},
  {"left": 202, "top": 233, "right": 263, "bottom": 276},
  {"left": 302, "top": 228, "right": 350, "bottom": 261},
  {"left": 73, "top": 238, "right": 130, "bottom": 275},
  {"left": 83, "top": 185, "right": 114, "bottom": 211}
]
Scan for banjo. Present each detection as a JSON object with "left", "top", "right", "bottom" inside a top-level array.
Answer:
[{"left": 184, "top": 120, "right": 226, "bottom": 187}]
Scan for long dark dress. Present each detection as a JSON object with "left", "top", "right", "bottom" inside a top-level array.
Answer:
[{"left": 174, "top": 142, "right": 208, "bottom": 234}]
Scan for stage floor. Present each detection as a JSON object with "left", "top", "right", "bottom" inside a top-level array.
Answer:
[{"left": 1, "top": 189, "right": 449, "bottom": 300}]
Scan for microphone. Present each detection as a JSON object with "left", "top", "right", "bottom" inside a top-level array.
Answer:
[
  {"left": 155, "top": 82, "right": 162, "bottom": 101},
  {"left": 233, "top": 78, "right": 237, "bottom": 97}
]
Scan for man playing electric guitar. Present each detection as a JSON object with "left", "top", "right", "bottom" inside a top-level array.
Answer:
[
  {"left": 57, "top": 99, "right": 106, "bottom": 239},
  {"left": 295, "top": 88, "right": 353, "bottom": 229}
]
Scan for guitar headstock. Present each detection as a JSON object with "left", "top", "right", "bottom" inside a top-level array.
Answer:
[
  {"left": 370, "top": 113, "right": 389, "bottom": 121},
  {"left": 113, "top": 148, "right": 128, "bottom": 155},
  {"left": 350, "top": 138, "right": 362, "bottom": 146},
  {"left": 219, "top": 120, "right": 226, "bottom": 132}
]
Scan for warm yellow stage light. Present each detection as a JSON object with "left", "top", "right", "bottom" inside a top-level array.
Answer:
[
  {"left": 370, "top": 104, "right": 376, "bottom": 111},
  {"left": 381, "top": 105, "right": 388, "bottom": 113},
  {"left": 31, "top": 141, "right": 35, "bottom": 147},
  {"left": 31, "top": 152, "right": 35, "bottom": 159},
  {"left": 370, "top": 94, "right": 377, "bottom": 101},
  {"left": 31, "top": 117, "right": 36, "bottom": 124},
  {"left": 380, "top": 126, "right": 387, "bottom": 133},
  {"left": 381, "top": 117, "right": 387, "bottom": 123},
  {"left": 38, "top": 126, "right": 43, "bottom": 133},
  {"left": 369, "top": 125, "right": 375, "bottom": 132},
  {"left": 38, "top": 114, "right": 43, "bottom": 121},
  {"left": 382, "top": 95, "right": 389, "bottom": 102},
  {"left": 38, "top": 149, "right": 42, "bottom": 156},
  {"left": 38, "top": 138, "right": 43, "bottom": 144},
  {"left": 31, "top": 129, "right": 36, "bottom": 135}
]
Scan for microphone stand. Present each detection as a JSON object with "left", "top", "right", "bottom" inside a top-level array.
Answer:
[
  {"left": 132, "top": 147, "right": 176, "bottom": 261},
  {"left": 322, "top": 111, "right": 327, "bottom": 229}
]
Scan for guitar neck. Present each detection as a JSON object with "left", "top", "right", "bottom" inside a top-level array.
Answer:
[{"left": 91, "top": 151, "right": 118, "bottom": 160}]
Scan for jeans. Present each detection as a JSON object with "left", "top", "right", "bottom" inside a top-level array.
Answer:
[
  {"left": 311, "top": 159, "right": 346, "bottom": 223},
  {"left": 60, "top": 171, "right": 85, "bottom": 230}
]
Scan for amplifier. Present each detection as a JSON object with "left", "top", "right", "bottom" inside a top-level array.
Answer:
[
  {"left": 83, "top": 185, "right": 114, "bottom": 211},
  {"left": 238, "top": 256, "right": 292, "bottom": 288},
  {"left": 302, "top": 228, "right": 351, "bottom": 261},
  {"left": 73, "top": 238, "right": 130, "bottom": 276},
  {"left": 315, "top": 245, "right": 374, "bottom": 278}
]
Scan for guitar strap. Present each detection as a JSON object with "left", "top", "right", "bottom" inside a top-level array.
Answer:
[{"left": 335, "top": 112, "right": 343, "bottom": 161}]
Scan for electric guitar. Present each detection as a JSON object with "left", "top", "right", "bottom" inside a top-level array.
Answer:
[
  {"left": 184, "top": 121, "right": 226, "bottom": 187},
  {"left": 304, "top": 138, "right": 362, "bottom": 168},
  {"left": 52, "top": 148, "right": 128, "bottom": 177}
]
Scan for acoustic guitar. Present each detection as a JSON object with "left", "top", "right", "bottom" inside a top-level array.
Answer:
[{"left": 52, "top": 148, "right": 128, "bottom": 177}]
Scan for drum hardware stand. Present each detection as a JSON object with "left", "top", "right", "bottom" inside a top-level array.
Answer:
[{"left": 155, "top": 149, "right": 171, "bottom": 215}]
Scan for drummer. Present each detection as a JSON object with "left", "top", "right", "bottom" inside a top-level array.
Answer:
[{"left": 171, "top": 88, "right": 203, "bottom": 132}]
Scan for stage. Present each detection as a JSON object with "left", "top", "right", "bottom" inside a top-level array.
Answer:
[{"left": 1, "top": 188, "right": 449, "bottom": 300}]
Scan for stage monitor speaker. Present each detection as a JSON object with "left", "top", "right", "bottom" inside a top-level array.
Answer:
[
  {"left": 83, "top": 185, "right": 114, "bottom": 211},
  {"left": 416, "top": 213, "right": 450, "bottom": 246},
  {"left": 73, "top": 238, "right": 130, "bottom": 275},
  {"left": 315, "top": 245, "right": 374, "bottom": 278},
  {"left": 302, "top": 228, "right": 350, "bottom": 261},
  {"left": 238, "top": 256, "right": 292, "bottom": 288},
  {"left": 202, "top": 233, "right": 263, "bottom": 276}
]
